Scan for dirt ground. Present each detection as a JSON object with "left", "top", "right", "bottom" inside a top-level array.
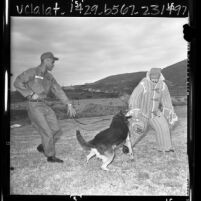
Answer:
[{"left": 10, "top": 105, "right": 188, "bottom": 195}]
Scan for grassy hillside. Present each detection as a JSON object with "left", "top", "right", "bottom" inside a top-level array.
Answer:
[
  {"left": 11, "top": 60, "right": 187, "bottom": 102},
  {"left": 162, "top": 60, "right": 187, "bottom": 86},
  {"left": 83, "top": 60, "right": 187, "bottom": 96},
  {"left": 162, "top": 60, "right": 187, "bottom": 96},
  {"left": 85, "top": 71, "right": 147, "bottom": 94}
]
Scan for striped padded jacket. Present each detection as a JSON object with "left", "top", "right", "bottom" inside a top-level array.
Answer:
[{"left": 128, "top": 70, "right": 176, "bottom": 125}]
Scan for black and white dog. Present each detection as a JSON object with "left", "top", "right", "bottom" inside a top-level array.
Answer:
[{"left": 76, "top": 111, "right": 133, "bottom": 171}]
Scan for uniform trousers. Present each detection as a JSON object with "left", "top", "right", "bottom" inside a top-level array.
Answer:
[{"left": 27, "top": 101, "right": 62, "bottom": 157}]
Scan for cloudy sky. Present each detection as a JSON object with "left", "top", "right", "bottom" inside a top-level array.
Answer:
[{"left": 11, "top": 17, "right": 188, "bottom": 90}]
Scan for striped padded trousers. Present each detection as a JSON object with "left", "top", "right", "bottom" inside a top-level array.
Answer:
[{"left": 130, "top": 113, "right": 173, "bottom": 151}]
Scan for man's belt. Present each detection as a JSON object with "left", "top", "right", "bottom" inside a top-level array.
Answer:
[{"left": 28, "top": 99, "right": 44, "bottom": 102}]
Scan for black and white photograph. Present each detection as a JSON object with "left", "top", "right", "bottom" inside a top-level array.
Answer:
[{"left": 10, "top": 16, "right": 189, "bottom": 196}]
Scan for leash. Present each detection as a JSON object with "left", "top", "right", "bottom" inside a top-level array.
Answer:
[
  {"left": 72, "top": 116, "right": 110, "bottom": 125},
  {"left": 70, "top": 97, "right": 128, "bottom": 132},
  {"left": 72, "top": 117, "right": 88, "bottom": 125},
  {"left": 71, "top": 116, "right": 109, "bottom": 132}
]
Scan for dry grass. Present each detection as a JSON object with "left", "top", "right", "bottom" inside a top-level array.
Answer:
[
  {"left": 10, "top": 96, "right": 187, "bottom": 124},
  {"left": 10, "top": 105, "right": 188, "bottom": 195}
]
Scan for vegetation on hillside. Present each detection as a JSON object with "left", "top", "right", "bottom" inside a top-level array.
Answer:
[{"left": 10, "top": 60, "right": 187, "bottom": 103}]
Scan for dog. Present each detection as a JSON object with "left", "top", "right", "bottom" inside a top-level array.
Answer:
[{"left": 76, "top": 111, "right": 133, "bottom": 171}]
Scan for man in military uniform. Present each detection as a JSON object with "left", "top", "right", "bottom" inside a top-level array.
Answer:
[
  {"left": 14, "top": 52, "right": 76, "bottom": 163},
  {"left": 124, "top": 68, "right": 178, "bottom": 154}
]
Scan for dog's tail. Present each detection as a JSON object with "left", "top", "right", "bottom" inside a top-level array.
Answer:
[{"left": 76, "top": 130, "right": 92, "bottom": 151}]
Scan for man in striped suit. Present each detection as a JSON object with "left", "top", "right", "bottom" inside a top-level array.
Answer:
[{"left": 124, "top": 68, "right": 178, "bottom": 153}]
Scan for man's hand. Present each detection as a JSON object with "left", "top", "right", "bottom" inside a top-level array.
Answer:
[
  {"left": 169, "top": 112, "right": 178, "bottom": 127},
  {"left": 67, "top": 103, "right": 76, "bottom": 118},
  {"left": 32, "top": 93, "right": 39, "bottom": 100},
  {"left": 126, "top": 108, "right": 140, "bottom": 119},
  {"left": 27, "top": 92, "right": 39, "bottom": 100}
]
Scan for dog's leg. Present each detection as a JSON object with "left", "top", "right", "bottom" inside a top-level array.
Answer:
[
  {"left": 101, "top": 152, "right": 115, "bottom": 171},
  {"left": 86, "top": 150, "right": 95, "bottom": 163},
  {"left": 125, "top": 133, "right": 134, "bottom": 160}
]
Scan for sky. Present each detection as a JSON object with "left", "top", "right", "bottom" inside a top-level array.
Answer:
[{"left": 11, "top": 17, "right": 188, "bottom": 90}]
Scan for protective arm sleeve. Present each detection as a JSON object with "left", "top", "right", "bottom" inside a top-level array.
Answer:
[
  {"left": 128, "top": 83, "right": 143, "bottom": 110},
  {"left": 13, "top": 69, "right": 35, "bottom": 97},
  {"left": 51, "top": 76, "right": 71, "bottom": 105},
  {"left": 161, "top": 82, "right": 179, "bottom": 125},
  {"left": 161, "top": 83, "right": 174, "bottom": 112}
]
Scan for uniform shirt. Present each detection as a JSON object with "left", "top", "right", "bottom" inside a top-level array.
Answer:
[{"left": 14, "top": 66, "right": 70, "bottom": 105}]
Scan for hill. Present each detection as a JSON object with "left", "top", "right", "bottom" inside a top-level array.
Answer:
[
  {"left": 80, "top": 59, "right": 187, "bottom": 96},
  {"left": 161, "top": 60, "right": 187, "bottom": 96},
  {"left": 11, "top": 60, "right": 187, "bottom": 102}
]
